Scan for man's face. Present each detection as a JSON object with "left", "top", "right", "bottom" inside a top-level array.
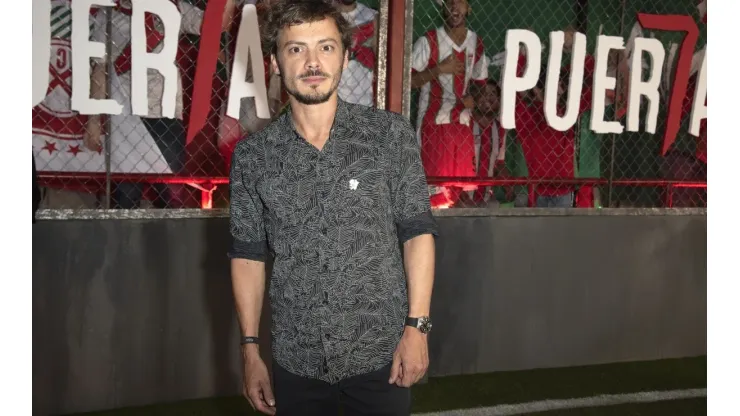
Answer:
[
  {"left": 272, "top": 18, "right": 348, "bottom": 105},
  {"left": 476, "top": 84, "right": 500, "bottom": 115},
  {"left": 443, "top": 0, "right": 469, "bottom": 28}
]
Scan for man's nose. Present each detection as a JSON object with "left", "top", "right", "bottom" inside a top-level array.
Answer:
[{"left": 305, "top": 49, "right": 320, "bottom": 70}]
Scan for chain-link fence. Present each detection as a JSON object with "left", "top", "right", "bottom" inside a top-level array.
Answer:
[
  {"left": 32, "top": 0, "right": 382, "bottom": 210},
  {"left": 410, "top": 0, "right": 707, "bottom": 208},
  {"left": 33, "top": 0, "right": 706, "bottom": 212}
]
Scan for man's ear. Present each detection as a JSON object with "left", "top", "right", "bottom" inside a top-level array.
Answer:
[{"left": 343, "top": 48, "right": 349, "bottom": 70}]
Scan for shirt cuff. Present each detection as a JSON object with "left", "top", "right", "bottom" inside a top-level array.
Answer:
[
  {"left": 228, "top": 239, "right": 268, "bottom": 262},
  {"left": 396, "top": 210, "right": 439, "bottom": 244}
]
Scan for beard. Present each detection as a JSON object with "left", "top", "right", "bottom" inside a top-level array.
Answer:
[{"left": 281, "top": 66, "right": 343, "bottom": 105}]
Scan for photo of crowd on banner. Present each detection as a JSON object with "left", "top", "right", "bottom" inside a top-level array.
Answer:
[{"left": 31, "top": 0, "right": 707, "bottom": 210}]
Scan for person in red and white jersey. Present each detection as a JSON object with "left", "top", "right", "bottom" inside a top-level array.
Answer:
[
  {"left": 514, "top": 69, "right": 595, "bottom": 208},
  {"left": 470, "top": 79, "right": 506, "bottom": 206},
  {"left": 335, "top": 1, "right": 377, "bottom": 107},
  {"left": 410, "top": 0, "right": 488, "bottom": 208}
]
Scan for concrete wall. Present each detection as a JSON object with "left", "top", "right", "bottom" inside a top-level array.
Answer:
[{"left": 32, "top": 211, "right": 706, "bottom": 415}]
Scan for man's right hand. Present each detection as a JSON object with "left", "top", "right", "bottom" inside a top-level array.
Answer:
[
  {"left": 438, "top": 54, "right": 465, "bottom": 75},
  {"left": 242, "top": 346, "right": 276, "bottom": 415},
  {"left": 83, "top": 119, "right": 103, "bottom": 152}
]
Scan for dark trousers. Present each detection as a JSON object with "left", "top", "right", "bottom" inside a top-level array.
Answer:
[
  {"left": 114, "top": 117, "right": 186, "bottom": 209},
  {"left": 273, "top": 361, "right": 411, "bottom": 416}
]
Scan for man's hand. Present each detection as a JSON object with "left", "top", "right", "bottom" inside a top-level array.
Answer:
[
  {"left": 389, "top": 327, "right": 429, "bottom": 388},
  {"left": 438, "top": 54, "right": 465, "bottom": 75},
  {"left": 241, "top": 346, "right": 276, "bottom": 415},
  {"left": 461, "top": 95, "right": 475, "bottom": 109}
]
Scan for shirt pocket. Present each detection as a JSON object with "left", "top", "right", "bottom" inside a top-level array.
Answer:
[
  {"left": 257, "top": 167, "right": 304, "bottom": 226},
  {"left": 333, "top": 162, "right": 392, "bottom": 230}
]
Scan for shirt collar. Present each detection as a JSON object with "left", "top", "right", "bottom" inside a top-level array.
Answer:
[{"left": 279, "top": 97, "right": 352, "bottom": 138}]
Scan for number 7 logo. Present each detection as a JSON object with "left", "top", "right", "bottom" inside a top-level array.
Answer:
[{"left": 636, "top": 13, "right": 704, "bottom": 156}]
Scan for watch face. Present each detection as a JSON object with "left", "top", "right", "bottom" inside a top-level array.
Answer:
[{"left": 418, "top": 317, "right": 432, "bottom": 334}]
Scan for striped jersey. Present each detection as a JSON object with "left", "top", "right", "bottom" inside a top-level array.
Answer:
[{"left": 411, "top": 27, "right": 488, "bottom": 137}]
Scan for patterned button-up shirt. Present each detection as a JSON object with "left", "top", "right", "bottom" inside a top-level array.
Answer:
[{"left": 228, "top": 99, "right": 438, "bottom": 383}]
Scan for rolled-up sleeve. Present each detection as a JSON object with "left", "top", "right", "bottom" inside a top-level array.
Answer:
[
  {"left": 389, "top": 115, "right": 439, "bottom": 243},
  {"left": 228, "top": 142, "right": 268, "bottom": 261}
]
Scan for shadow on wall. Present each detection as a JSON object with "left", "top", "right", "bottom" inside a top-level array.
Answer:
[{"left": 202, "top": 218, "right": 275, "bottom": 399}]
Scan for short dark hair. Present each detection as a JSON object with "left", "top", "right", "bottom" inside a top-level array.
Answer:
[
  {"left": 262, "top": 0, "right": 353, "bottom": 58},
  {"left": 470, "top": 79, "right": 500, "bottom": 99}
]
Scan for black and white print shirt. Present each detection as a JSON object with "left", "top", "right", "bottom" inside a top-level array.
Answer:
[{"left": 228, "top": 99, "right": 438, "bottom": 383}]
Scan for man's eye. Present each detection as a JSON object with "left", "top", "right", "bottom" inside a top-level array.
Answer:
[
  {"left": 289, "top": 47, "right": 302, "bottom": 54},
  {"left": 322, "top": 45, "right": 334, "bottom": 52}
]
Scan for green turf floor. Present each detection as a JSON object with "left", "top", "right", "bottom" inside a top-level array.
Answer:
[{"left": 68, "top": 356, "right": 706, "bottom": 416}]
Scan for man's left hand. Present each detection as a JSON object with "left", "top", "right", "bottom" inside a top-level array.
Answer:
[{"left": 389, "top": 327, "right": 429, "bottom": 387}]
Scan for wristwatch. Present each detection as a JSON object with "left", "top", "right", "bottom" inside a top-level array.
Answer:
[{"left": 405, "top": 316, "right": 432, "bottom": 334}]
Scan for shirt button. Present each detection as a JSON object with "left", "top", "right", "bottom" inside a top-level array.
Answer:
[
  {"left": 322, "top": 264, "right": 329, "bottom": 272},
  {"left": 324, "top": 333, "right": 330, "bottom": 340}
]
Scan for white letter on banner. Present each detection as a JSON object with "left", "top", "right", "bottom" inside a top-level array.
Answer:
[
  {"left": 590, "top": 35, "right": 625, "bottom": 134},
  {"left": 689, "top": 51, "right": 707, "bottom": 137},
  {"left": 544, "top": 30, "right": 587, "bottom": 131},
  {"left": 131, "top": 0, "right": 181, "bottom": 118},
  {"left": 627, "top": 37, "right": 665, "bottom": 134},
  {"left": 33, "top": 0, "right": 51, "bottom": 107},
  {"left": 500, "top": 29, "right": 541, "bottom": 130},
  {"left": 227, "top": 4, "right": 270, "bottom": 120},
  {"left": 71, "top": 0, "right": 123, "bottom": 115}
]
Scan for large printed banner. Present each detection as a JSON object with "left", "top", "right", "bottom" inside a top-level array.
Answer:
[
  {"left": 32, "top": 0, "right": 104, "bottom": 173},
  {"left": 32, "top": 0, "right": 707, "bottom": 173}
]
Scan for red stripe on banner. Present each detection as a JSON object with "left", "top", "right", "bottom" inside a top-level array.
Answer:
[{"left": 187, "top": 0, "right": 227, "bottom": 146}]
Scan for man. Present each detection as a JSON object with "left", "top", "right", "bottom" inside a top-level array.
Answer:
[
  {"left": 470, "top": 80, "right": 507, "bottom": 206},
  {"left": 513, "top": 70, "right": 592, "bottom": 208},
  {"left": 564, "top": 26, "right": 628, "bottom": 207},
  {"left": 335, "top": 0, "right": 378, "bottom": 107},
  {"left": 228, "top": 1, "right": 438, "bottom": 415},
  {"left": 410, "top": 0, "right": 488, "bottom": 208}
]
